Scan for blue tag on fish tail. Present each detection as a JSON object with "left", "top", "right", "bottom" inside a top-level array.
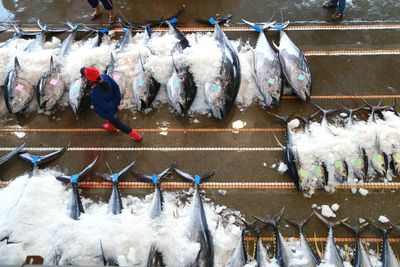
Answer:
[
  {"left": 209, "top": 17, "right": 216, "bottom": 26},
  {"left": 298, "top": 73, "right": 305, "bottom": 81},
  {"left": 274, "top": 24, "right": 283, "bottom": 31},
  {"left": 252, "top": 24, "right": 262, "bottom": 33},
  {"left": 268, "top": 78, "right": 276, "bottom": 85},
  {"left": 71, "top": 174, "right": 79, "bottom": 184},
  {"left": 169, "top": 17, "right": 178, "bottom": 24},
  {"left": 112, "top": 174, "right": 119, "bottom": 182},
  {"left": 213, "top": 84, "right": 219, "bottom": 93},
  {"left": 31, "top": 155, "right": 41, "bottom": 164},
  {"left": 123, "top": 27, "right": 129, "bottom": 33},
  {"left": 152, "top": 174, "right": 158, "bottom": 184},
  {"left": 194, "top": 175, "right": 201, "bottom": 185},
  {"left": 100, "top": 28, "right": 109, "bottom": 34}
]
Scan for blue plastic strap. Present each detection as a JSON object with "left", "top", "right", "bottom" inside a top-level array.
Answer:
[
  {"left": 31, "top": 155, "right": 41, "bottom": 164},
  {"left": 274, "top": 24, "right": 283, "bottom": 31},
  {"left": 112, "top": 174, "right": 119, "bottom": 182},
  {"left": 71, "top": 174, "right": 79, "bottom": 184},
  {"left": 152, "top": 174, "right": 158, "bottom": 184},
  {"left": 252, "top": 24, "right": 262, "bottom": 33},
  {"left": 194, "top": 175, "right": 201, "bottom": 185},
  {"left": 169, "top": 17, "right": 178, "bottom": 24},
  {"left": 100, "top": 28, "right": 109, "bottom": 34},
  {"left": 123, "top": 27, "right": 129, "bottom": 33},
  {"left": 209, "top": 17, "right": 216, "bottom": 26}
]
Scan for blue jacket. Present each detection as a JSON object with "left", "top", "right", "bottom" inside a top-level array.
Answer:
[{"left": 90, "top": 74, "right": 121, "bottom": 120}]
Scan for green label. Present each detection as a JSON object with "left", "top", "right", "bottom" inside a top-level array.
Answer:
[
  {"left": 313, "top": 167, "right": 322, "bottom": 175},
  {"left": 353, "top": 159, "right": 362, "bottom": 167},
  {"left": 373, "top": 154, "right": 384, "bottom": 163},
  {"left": 299, "top": 169, "right": 307, "bottom": 179},
  {"left": 335, "top": 160, "right": 343, "bottom": 168}
]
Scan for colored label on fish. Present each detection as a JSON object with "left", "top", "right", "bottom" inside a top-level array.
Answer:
[
  {"left": 194, "top": 175, "right": 201, "bottom": 185},
  {"left": 50, "top": 79, "right": 58, "bottom": 86},
  {"left": 299, "top": 169, "right": 307, "bottom": 179},
  {"left": 112, "top": 174, "right": 119, "bottom": 182},
  {"left": 113, "top": 74, "right": 121, "bottom": 81},
  {"left": 137, "top": 79, "right": 144, "bottom": 87},
  {"left": 313, "top": 166, "right": 322, "bottom": 175},
  {"left": 373, "top": 154, "right": 384, "bottom": 163},
  {"left": 252, "top": 24, "right": 262, "bottom": 33},
  {"left": 394, "top": 153, "right": 400, "bottom": 161},
  {"left": 15, "top": 84, "right": 24, "bottom": 91},
  {"left": 298, "top": 74, "right": 305, "bottom": 81},
  {"left": 31, "top": 155, "right": 41, "bottom": 164},
  {"left": 71, "top": 174, "right": 79, "bottom": 183},
  {"left": 353, "top": 159, "right": 362, "bottom": 167},
  {"left": 334, "top": 160, "right": 343, "bottom": 168},
  {"left": 152, "top": 174, "right": 158, "bottom": 184},
  {"left": 274, "top": 24, "right": 283, "bottom": 31},
  {"left": 173, "top": 79, "right": 179, "bottom": 88},
  {"left": 213, "top": 84, "right": 220, "bottom": 93},
  {"left": 268, "top": 78, "right": 276, "bottom": 85}
]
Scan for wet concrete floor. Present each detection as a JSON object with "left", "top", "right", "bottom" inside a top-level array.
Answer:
[{"left": 1, "top": 0, "right": 400, "bottom": 262}]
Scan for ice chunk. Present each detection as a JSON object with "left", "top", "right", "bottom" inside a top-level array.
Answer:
[
  {"left": 331, "top": 203, "right": 340, "bottom": 212},
  {"left": 218, "top": 189, "right": 227, "bottom": 196},
  {"left": 321, "top": 205, "right": 336, "bottom": 218},
  {"left": 288, "top": 118, "right": 300, "bottom": 129},
  {"left": 232, "top": 120, "right": 246, "bottom": 129},
  {"left": 278, "top": 162, "right": 288, "bottom": 174},
  {"left": 378, "top": 215, "right": 389, "bottom": 223},
  {"left": 359, "top": 188, "right": 369, "bottom": 196}
]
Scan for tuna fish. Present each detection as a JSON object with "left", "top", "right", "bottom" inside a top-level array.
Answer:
[
  {"left": 341, "top": 221, "right": 372, "bottom": 267},
  {"left": 205, "top": 18, "right": 241, "bottom": 120},
  {"left": 58, "top": 21, "right": 79, "bottom": 58},
  {"left": 350, "top": 147, "right": 368, "bottom": 181},
  {"left": 390, "top": 147, "right": 400, "bottom": 176},
  {"left": 229, "top": 226, "right": 248, "bottom": 267},
  {"left": 174, "top": 167, "right": 216, "bottom": 267},
  {"left": 254, "top": 208, "right": 294, "bottom": 267},
  {"left": 19, "top": 144, "right": 68, "bottom": 173},
  {"left": 275, "top": 24, "right": 311, "bottom": 101},
  {"left": 369, "top": 222, "right": 400, "bottom": 267},
  {"left": 4, "top": 57, "right": 34, "bottom": 113},
  {"left": 132, "top": 165, "right": 174, "bottom": 267},
  {"left": 96, "top": 161, "right": 135, "bottom": 215},
  {"left": 0, "top": 143, "right": 25, "bottom": 166},
  {"left": 56, "top": 156, "right": 98, "bottom": 220},
  {"left": 165, "top": 18, "right": 197, "bottom": 115},
  {"left": 242, "top": 19, "right": 282, "bottom": 107},
  {"left": 285, "top": 213, "right": 320, "bottom": 267},
  {"left": 315, "top": 212, "right": 345, "bottom": 267},
  {"left": 133, "top": 52, "right": 161, "bottom": 111},
  {"left": 36, "top": 56, "right": 66, "bottom": 111}
]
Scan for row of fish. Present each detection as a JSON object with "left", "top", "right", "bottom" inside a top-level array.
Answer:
[
  {"left": 0, "top": 9, "right": 311, "bottom": 120},
  {"left": 271, "top": 100, "right": 400, "bottom": 196}
]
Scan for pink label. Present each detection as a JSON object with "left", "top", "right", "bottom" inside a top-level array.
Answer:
[
  {"left": 50, "top": 79, "right": 58, "bottom": 86},
  {"left": 16, "top": 84, "right": 24, "bottom": 91},
  {"left": 113, "top": 73, "right": 121, "bottom": 81}
]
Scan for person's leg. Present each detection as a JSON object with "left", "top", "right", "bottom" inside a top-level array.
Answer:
[
  {"left": 108, "top": 115, "right": 131, "bottom": 134},
  {"left": 100, "top": 0, "right": 116, "bottom": 23},
  {"left": 87, "top": 0, "right": 101, "bottom": 20},
  {"left": 337, "top": 0, "right": 346, "bottom": 13}
]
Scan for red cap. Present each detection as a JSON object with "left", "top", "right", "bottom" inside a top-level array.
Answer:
[{"left": 84, "top": 66, "right": 101, "bottom": 82}]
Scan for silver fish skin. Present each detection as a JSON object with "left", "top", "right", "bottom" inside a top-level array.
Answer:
[
  {"left": 371, "top": 136, "right": 388, "bottom": 177},
  {"left": 322, "top": 227, "right": 345, "bottom": 267},
  {"left": 37, "top": 57, "right": 65, "bottom": 111},
  {"left": 255, "top": 235, "right": 270, "bottom": 267},
  {"left": 4, "top": 58, "right": 34, "bottom": 114},
  {"left": 252, "top": 31, "right": 282, "bottom": 107},
  {"left": 229, "top": 230, "right": 247, "bottom": 267},
  {"left": 166, "top": 66, "right": 196, "bottom": 115},
  {"left": 277, "top": 31, "right": 311, "bottom": 101},
  {"left": 69, "top": 79, "right": 90, "bottom": 115},
  {"left": 205, "top": 23, "right": 241, "bottom": 120}
]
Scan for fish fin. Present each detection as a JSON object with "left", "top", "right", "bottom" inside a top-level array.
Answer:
[
  {"left": 314, "top": 232, "right": 323, "bottom": 259},
  {"left": 78, "top": 156, "right": 98, "bottom": 178},
  {"left": 252, "top": 207, "right": 284, "bottom": 228},
  {"left": 49, "top": 56, "right": 54, "bottom": 73},
  {"left": 131, "top": 172, "right": 153, "bottom": 183},
  {"left": 271, "top": 40, "right": 279, "bottom": 51},
  {"left": 341, "top": 220, "right": 369, "bottom": 234},
  {"left": 171, "top": 53, "right": 178, "bottom": 73},
  {"left": 158, "top": 164, "right": 175, "bottom": 181},
  {"left": 368, "top": 219, "right": 394, "bottom": 234},
  {"left": 201, "top": 170, "right": 217, "bottom": 183},
  {"left": 315, "top": 211, "right": 345, "bottom": 228},
  {"left": 14, "top": 57, "right": 20, "bottom": 70},
  {"left": 36, "top": 145, "right": 69, "bottom": 166},
  {"left": 56, "top": 175, "right": 71, "bottom": 184},
  {"left": 265, "top": 111, "right": 288, "bottom": 123},
  {"left": 285, "top": 212, "right": 314, "bottom": 232},
  {"left": 272, "top": 133, "right": 285, "bottom": 149},
  {"left": 173, "top": 167, "right": 195, "bottom": 182},
  {"left": 117, "top": 161, "right": 136, "bottom": 178},
  {"left": 99, "top": 240, "right": 107, "bottom": 266},
  {"left": 0, "top": 143, "right": 25, "bottom": 165},
  {"left": 138, "top": 51, "right": 145, "bottom": 73}
]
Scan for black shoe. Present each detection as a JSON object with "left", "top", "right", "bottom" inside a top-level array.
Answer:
[
  {"left": 331, "top": 11, "right": 344, "bottom": 21},
  {"left": 323, "top": 1, "right": 337, "bottom": 8}
]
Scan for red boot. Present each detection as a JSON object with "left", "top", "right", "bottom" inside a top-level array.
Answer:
[
  {"left": 129, "top": 130, "right": 143, "bottom": 142},
  {"left": 102, "top": 121, "right": 117, "bottom": 132}
]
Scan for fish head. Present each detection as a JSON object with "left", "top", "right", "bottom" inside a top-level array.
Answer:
[
  {"left": 333, "top": 160, "right": 348, "bottom": 183},
  {"left": 265, "top": 76, "right": 281, "bottom": 106},
  {"left": 134, "top": 74, "right": 151, "bottom": 111},
  {"left": 392, "top": 153, "right": 400, "bottom": 174},
  {"left": 167, "top": 69, "right": 195, "bottom": 115},
  {"left": 372, "top": 153, "right": 387, "bottom": 176}
]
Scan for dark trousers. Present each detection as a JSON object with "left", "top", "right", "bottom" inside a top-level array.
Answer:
[
  {"left": 331, "top": 0, "right": 346, "bottom": 13},
  {"left": 87, "top": 0, "right": 113, "bottom": 10},
  {"left": 108, "top": 115, "right": 132, "bottom": 134}
]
